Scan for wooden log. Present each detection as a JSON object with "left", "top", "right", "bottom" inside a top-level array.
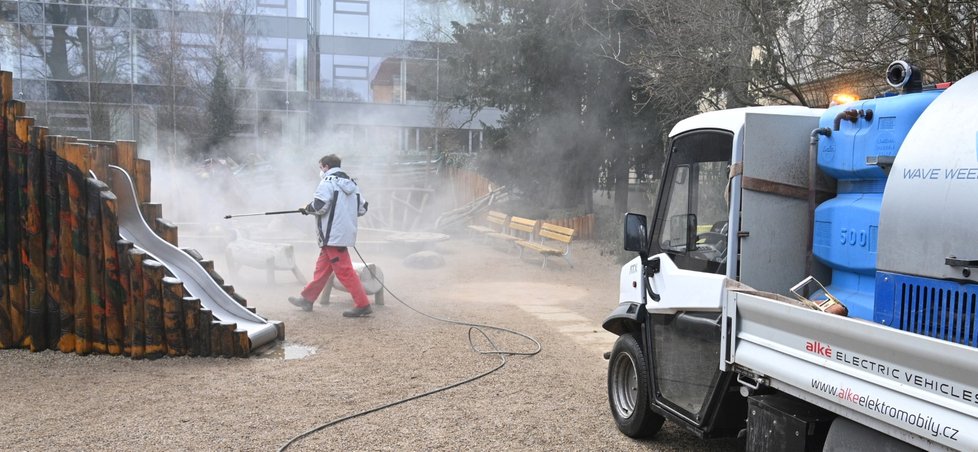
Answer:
[
  {"left": 161, "top": 277, "right": 185, "bottom": 357},
  {"left": 101, "top": 191, "right": 124, "bottom": 355},
  {"left": 86, "top": 178, "right": 109, "bottom": 354},
  {"left": 115, "top": 140, "right": 136, "bottom": 177},
  {"left": 42, "top": 135, "right": 63, "bottom": 350},
  {"left": 181, "top": 248, "right": 204, "bottom": 262},
  {"left": 157, "top": 218, "right": 178, "bottom": 246},
  {"left": 233, "top": 329, "right": 250, "bottom": 358},
  {"left": 182, "top": 297, "right": 201, "bottom": 357},
  {"left": 198, "top": 309, "right": 213, "bottom": 357},
  {"left": 199, "top": 260, "right": 224, "bottom": 285},
  {"left": 65, "top": 143, "right": 92, "bottom": 354},
  {"left": 141, "top": 202, "right": 162, "bottom": 232},
  {"left": 55, "top": 146, "right": 76, "bottom": 353},
  {"left": 141, "top": 259, "right": 166, "bottom": 359},
  {"left": 116, "top": 240, "right": 133, "bottom": 356},
  {"left": 84, "top": 141, "right": 114, "bottom": 182},
  {"left": 209, "top": 321, "right": 222, "bottom": 357},
  {"left": 127, "top": 248, "right": 146, "bottom": 359},
  {"left": 222, "top": 284, "right": 247, "bottom": 307},
  {"left": 6, "top": 112, "right": 29, "bottom": 348},
  {"left": 134, "top": 158, "right": 151, "bottom": 204},
  {"left": 220, "top": 322, "right": 235, "bottom": 358},
  {"left": 25, "top": 121, "right": 47, "bottom": 351},
  {"left": 0, "top": 79, "right": 10, "bottom": 348},
  {"left": 1, "top": 70, "right": 11, "bottom": 103}
]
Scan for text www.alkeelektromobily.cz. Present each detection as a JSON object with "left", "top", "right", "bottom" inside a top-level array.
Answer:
[{"left": 810, "top": 378, "right": 959, "bottom": 442}]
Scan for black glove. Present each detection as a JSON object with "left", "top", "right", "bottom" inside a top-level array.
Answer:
[{"left": 299, "top": 207, "right": 309, "bottom": 215}]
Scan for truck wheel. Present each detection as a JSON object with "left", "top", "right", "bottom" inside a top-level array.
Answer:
[{"left": 608, "top": 333, "right": 665, "bottom": 438}]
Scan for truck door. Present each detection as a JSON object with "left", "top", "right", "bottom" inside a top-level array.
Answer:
[{"left": 652, "top": 130, "right": 732, "bottom": 275}]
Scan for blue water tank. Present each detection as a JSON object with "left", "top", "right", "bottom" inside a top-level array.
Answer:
[{"left": 813, "top": 90, "right": 942, "bottom": 320}]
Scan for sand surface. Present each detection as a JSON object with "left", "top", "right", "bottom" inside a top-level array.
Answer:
[{"left": 0, "top": 229, "right": 738, "bottom": 451}]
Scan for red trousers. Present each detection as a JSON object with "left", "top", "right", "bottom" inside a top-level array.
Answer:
[{"left": 300, "top": 246, "right": 370, "bottom": 309}]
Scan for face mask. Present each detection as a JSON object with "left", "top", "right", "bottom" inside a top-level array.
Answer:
[{"left": 319, "top": 170, "right": 326, "bottom": 178}]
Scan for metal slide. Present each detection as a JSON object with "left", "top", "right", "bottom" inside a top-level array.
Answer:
[{"left": 107, "top": 165, "right": 280, "bottom": 351}]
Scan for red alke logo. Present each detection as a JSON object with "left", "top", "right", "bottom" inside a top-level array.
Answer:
[{"left": 806, "top": 340, "right": 832, "bottom": 358}]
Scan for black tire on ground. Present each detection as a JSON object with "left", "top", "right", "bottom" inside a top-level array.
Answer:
[{"left": 607, "top": 332, "right": 665, "bottom": 438}]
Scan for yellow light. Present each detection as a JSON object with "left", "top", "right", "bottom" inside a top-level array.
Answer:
[{"left": 830, "top": 93, "right": 860, "bottom": 106}]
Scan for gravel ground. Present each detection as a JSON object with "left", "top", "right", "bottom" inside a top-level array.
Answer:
[{"left": 0, "top": 230, "right": 741, "bottom": 451}]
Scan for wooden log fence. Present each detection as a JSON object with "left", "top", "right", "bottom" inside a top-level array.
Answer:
[{"left": 0, "top": 67, "right": 278, "bottom": 358}]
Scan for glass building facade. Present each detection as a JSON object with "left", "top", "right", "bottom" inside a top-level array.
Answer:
[{"left": 0, "top": 0, "right": 497, "bottom": 159}]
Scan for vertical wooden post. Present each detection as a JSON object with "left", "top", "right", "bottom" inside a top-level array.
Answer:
[
  {"left": 142, "top": 259, "right": 167, "bottom": 359},
  {"left": 234, "top": 330, "right": 250, "bottom": 358},
  {"left": 25, "top": 121, "right": 47, "bottom": 351},
  {"left": 222, "top": 284, "right": 247, "bottom": 307},
  {"left": 141, "top": 202, "right": 162, "bottom": 232},
  {"left": 66, "top": 143, "right": 92, "bottom": 355},
  {"left": 115, "top": 140, "right": 136, "bottom": 177},
  {"left": 42, "top": 135, "right": 63, "bottom": 350},
  {"left": 157, "top": 219, "right": 178, "bottom": 247},
  {"left": 128, "top": 248, "right": 146, "bottom": 359},
  {"left": 86, "top": 178, "right": 109, "bottom": 354},
  {"left": 55, "top": 143, "right": 77, "bottom": 352},
  {"left": 101, "top": 191, "right": 124, "bottom": 355},
  {"left": 209, "top": 321, "right": 222, "bottom": 357},
  {"left": 6, "top": 111, "right": 29, "bottom": 348},
  {"left": 134, "top": 158, "right": 151, "bottom": 205},
  {"left": 220, "top": 322, "right": 235, "bottom": 358},
  {"left": 161, "top": 277, "right": 186, "bottom": 357},
  {"left": 85, "top": 142, "right": 110, "bottom": 182},
  {"left": 116, "top": 240, "right": 133, "bottom": 356},
  {"left": 183, "top": 297, "right": 201, "bottom": 357},
  {"left": 198, "top": 309, "right": 213, "bottom": 357},
  {"left": 0, "top": 71, "right": 15, "bottom": 349},
  {"left": 0, "top": 71, "right": 11, "bottom": 348},
  {"left": 199, "top": 260, "right": 224, "bottom": 285}
]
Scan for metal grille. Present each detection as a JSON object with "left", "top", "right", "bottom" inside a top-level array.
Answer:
[{"left": 895, "top": 278, "right": 978, "bottom": 347}]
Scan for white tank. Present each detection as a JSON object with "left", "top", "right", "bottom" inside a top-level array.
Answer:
[{"left": 877, "top": 70, "right": 978, "bottom": 283}]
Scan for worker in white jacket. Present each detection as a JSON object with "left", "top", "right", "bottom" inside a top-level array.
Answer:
[{"left": 289, "top": 154, "right": 372, "bottom": 317}]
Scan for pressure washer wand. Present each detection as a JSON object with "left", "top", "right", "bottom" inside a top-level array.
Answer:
[{"left": 224, "top": 209, "right": 303, "bottom": 220}]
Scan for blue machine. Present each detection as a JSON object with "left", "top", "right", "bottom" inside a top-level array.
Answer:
[{"left": 812, "top": 71, "right": 944, "bottom": 321}]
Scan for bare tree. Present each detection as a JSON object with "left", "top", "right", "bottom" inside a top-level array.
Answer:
[{"left": 612, "top": 0, "right": 978, "bottom": 133}]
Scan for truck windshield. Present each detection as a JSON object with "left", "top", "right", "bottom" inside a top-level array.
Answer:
[{"left": 653, "top": 130, "right": 733, "bottom": 273}]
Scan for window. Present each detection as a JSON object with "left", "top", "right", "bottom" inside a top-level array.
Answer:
[
  {"left": 654, "top": 131, "right": 732, "bottom": 274},
  {"left": 90, "top": 7, "right": 131, "bottom": 27},
  {"left": 43, "top": 25, "right": 89, "bottom": 80},
  {"left": 91, "top": 27, "right": 133, "bottom": 83},
  {"left": 322, "top": 55, "right": 368, "bottom": 101},
  {"left": 334, "top": 0, "right": 368, "bottom": 36},
  {"left": 370, "top": 0, "right": 403, "bottom": 39},
  {"left": 405, "top": 59, "right": 437, "bottom": 102},
  {"left": 335, "top": 1, "right": 368, "bottom": 14}
]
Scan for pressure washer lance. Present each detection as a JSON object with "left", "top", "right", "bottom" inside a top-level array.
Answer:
[{"left": 223, "top": 209, "right": 304, "bottom": 219}]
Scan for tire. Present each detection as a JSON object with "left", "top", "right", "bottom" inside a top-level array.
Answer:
[{"left": 608, "top": 332, "right": 665, "bottom": 438}]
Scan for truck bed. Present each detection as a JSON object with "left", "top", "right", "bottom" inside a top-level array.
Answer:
[{"left": 724, "top": 291, "right": 978, "bottom": 451}]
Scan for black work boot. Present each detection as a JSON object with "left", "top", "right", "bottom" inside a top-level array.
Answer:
[
  {"left": 288, "top": 296, "right": 313, "bottom": 312},
  {"left": 342, "top": 305, "right": 373, "bottom": 317}
]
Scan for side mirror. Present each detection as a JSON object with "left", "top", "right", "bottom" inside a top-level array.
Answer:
[{"left": 623, "top": 213, "right": 648, "bottom": 253}]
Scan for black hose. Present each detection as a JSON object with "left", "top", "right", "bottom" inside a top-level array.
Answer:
[{"left": 276, "top": 247, "right": 542, "bottom": 451}]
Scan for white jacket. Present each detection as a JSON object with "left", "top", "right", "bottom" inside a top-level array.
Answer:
[{"left": 305, "top": 167, "right": 368, "bottom": 247}]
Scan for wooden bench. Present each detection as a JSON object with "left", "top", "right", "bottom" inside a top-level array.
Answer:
[
  {"left": 515, "top": 222, "right": 575, "bottom": 268},
  {"left": 467, "top": 210, "right": 509, "bottom": 236},
  {"left": 486, "top": 216, "right": 538, "bottom": 250}
]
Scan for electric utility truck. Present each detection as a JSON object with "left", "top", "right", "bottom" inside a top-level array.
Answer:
[{"left": 603, "top": 61, "right": 978, "bottom": 451}]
